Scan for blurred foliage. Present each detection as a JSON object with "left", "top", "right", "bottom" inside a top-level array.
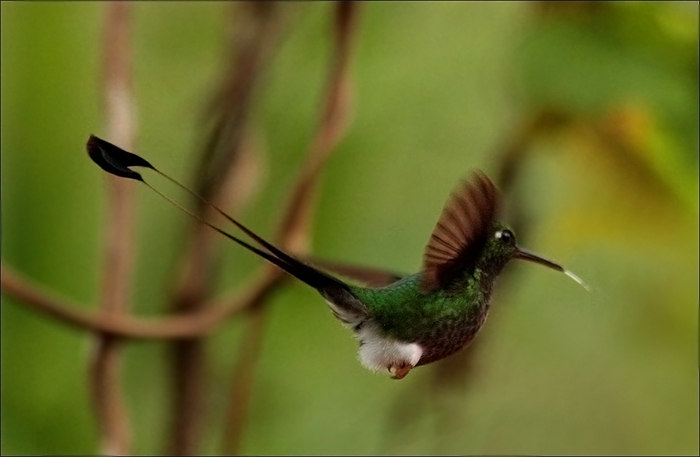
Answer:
[{"left": 1, "top": 2, "right": 698, "bottom": 455}]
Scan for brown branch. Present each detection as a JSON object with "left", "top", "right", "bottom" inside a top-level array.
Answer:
[
  {"left": 0, "top": 259, "right": 278, "bottom": 340},
  {"left": 0, "top": 2, "right": 359, "bottom": 335},
  {"left": 275, "top": 2, "right": 357, "bottom": 251},
  {"left": 165, "top": 4, "right": 289, "bottom": 455},
  {"left": 0, "top": 4, "right": 357, "bottom": 454},
  {"left": 0, "top": 4, "right": 353, "bottom": 345},
  {"left": 90, "top": 3, "right": 135, "bottom": 455},
  {"left": 220, "top": 2, "right": 362, "bottom": 455},
  {"left": 1, "top": 265, "right": 112, "bottom": 332},
  {"left": 165, "top": 134, "right": 267, "bottom": 456},
  {"left": 196, "top": 2, "right": 288, "bottom": 201}
]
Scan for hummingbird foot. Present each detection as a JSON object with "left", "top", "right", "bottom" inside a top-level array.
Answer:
[{"left": 388, "top": 363, "right": 413, "bottom": 380}]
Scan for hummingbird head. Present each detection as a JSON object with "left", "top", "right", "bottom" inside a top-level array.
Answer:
[
  {"left": 421, "top": 171, "right": 589, "bottom": 293},
  {"left": 481, "top": 222, "right": 589, "bottom": 289}
]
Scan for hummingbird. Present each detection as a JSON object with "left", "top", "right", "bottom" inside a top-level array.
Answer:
[{"left": 87, "top": 135, "right": 588, "bottom": 380}]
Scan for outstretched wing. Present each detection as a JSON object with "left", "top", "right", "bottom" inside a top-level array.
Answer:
[
  {"left": 303, "top": 256, "right": 406, "bottom": 288},
  {"left": 421, "top": 171, "right": 500, "bottom": 293}
]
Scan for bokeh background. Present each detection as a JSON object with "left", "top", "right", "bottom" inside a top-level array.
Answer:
[{"left": 1, "top": 2, "right": 698, "bottom": 455}]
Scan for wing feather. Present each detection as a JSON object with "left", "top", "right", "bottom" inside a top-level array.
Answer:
[{"left": 421, "top": 171, "right": 500, "bottom": 293}]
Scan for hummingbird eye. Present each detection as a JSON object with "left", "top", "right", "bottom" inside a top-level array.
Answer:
[{"left": 495, "top": 229, "right": 514, "bottom": 245}]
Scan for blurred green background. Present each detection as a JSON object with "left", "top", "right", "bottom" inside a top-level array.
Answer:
[{"left": 1, "top": 2, "right": 698, "bottom": 455}]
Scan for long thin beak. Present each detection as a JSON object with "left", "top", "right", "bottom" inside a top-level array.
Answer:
[{"left": 515, "top": 247, "right": 590, "bottom": 291}]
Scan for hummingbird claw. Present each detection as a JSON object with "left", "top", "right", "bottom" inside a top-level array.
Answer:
[{"left": 388, "top": 363, "right": 412, "bottom": 380}]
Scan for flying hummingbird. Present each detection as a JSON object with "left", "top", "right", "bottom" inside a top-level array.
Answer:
[{"left": 87, "top": 135, "right": 588, "bottom": 380}]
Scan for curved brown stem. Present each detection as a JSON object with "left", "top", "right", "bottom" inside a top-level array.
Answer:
[
  {"left": 90, "top": 3, "right": 136, "bottom": 455},
  {"left": 163, "top": 3, "right": 289, "bottom": 453},
  {"left": 1, "top": 262, "right": 281, "bottom": 340},
  {"left": 220, "top": 2, "right": 362, "bottom": 455}
]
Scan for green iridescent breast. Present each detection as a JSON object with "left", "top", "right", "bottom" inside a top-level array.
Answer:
[{"left": 349, "top": 270, "right": 487, "bottom": 344}]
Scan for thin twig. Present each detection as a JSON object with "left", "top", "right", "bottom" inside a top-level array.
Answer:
[
  {"left": 0, "top": 4, "right": 357, "bottom": 454},
  {"left": 0, "top": 260, "right": 275, "bottom": 340},
  {"left": 165, "top": 4, "right": 288, "bottom": 455},
  {"left": 196, "top": 2, "right": 287, "bottom": 201},
  {"left": 220, "top": 3, "right": 361, "bottom": 454},
  {"left": 0, "top": 3, "right": 360, "bottom": 338},
  {"left": 165, "top": 135, "right": 266, "bottom": 456},
  {"left": 89, "top": 3, "right": 135, "bottom": 455}
]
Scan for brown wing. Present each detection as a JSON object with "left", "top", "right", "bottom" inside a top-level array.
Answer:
[
  {"left": 421, "top": 171, "right": 500, "bottom": 293},
  {"left": 302, "top": 256, "right": 406, "bottom": 288}
]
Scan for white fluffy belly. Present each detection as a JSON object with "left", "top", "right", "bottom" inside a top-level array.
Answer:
[
  {"left": 324, "top": 299, "right": 423, "bottom": 375},
  {"left": 355, "top": 320, "right": 423, "bottom": 373}
]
